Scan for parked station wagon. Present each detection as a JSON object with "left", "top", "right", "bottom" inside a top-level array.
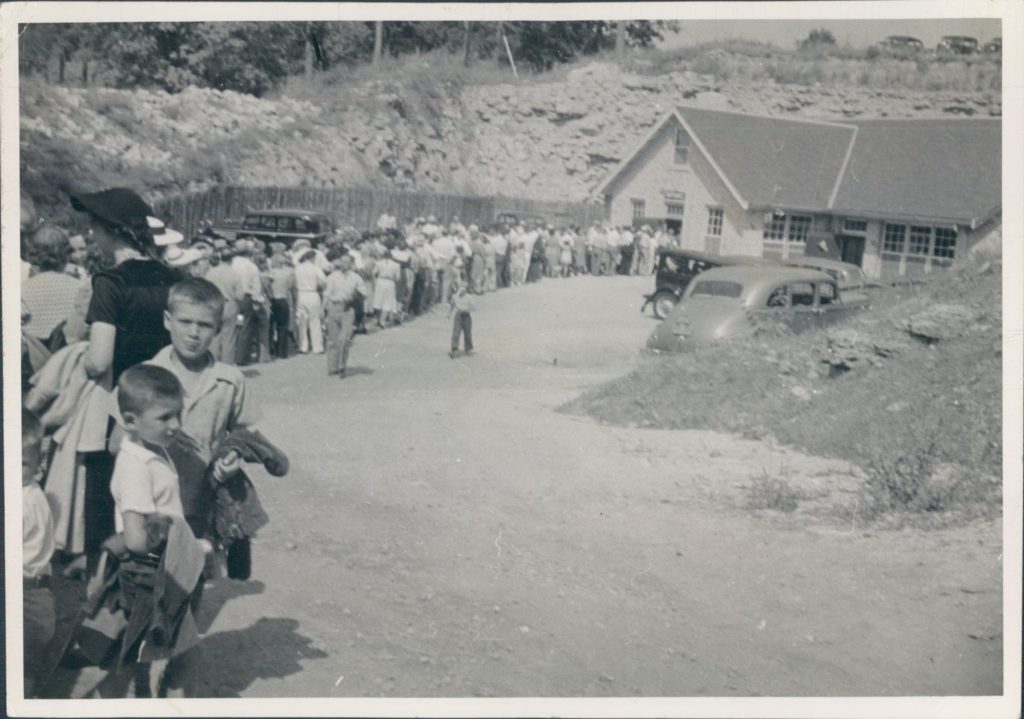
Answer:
[
  {"left": 211, "top": 209, "right": 336, "bottom": 246},
  {"left": 642, "top": 248, "right": 778, "bottom": 319},
  {"left": 646, "top": 266, "right": 868, "bottom": 352}
]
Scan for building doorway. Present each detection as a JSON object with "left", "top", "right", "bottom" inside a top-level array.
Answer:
[
  {"left": 665, "top": 218, "right": 682, "bottom": 235},
  {"left": 837, "top": 235, "right": 865, "bottom": 267}
]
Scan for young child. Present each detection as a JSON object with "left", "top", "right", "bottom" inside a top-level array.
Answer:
[
  {"left": 110, "top": 364, "right": 204, "bottom": 696},
  {"left": 448, "top": 282, "right": 475, "bottom": 359},
  {"left": 152, "top": 277, "right": 255, "bottom": 465},
  {"left": 148, "top": 277, "right": 260, "bottom": 575},
  {"left": 22, "top": 409, "right": 56, "bottom": 698}
]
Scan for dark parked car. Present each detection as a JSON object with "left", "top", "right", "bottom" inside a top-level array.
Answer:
[
  {"left": 641, "top": 248, "right": 778, "bottom": 320},
  {"left": 983, "top": 37, "right": 1002, "bottom": 54},
  {"left": 646, "top": 266, "right": 869, "bottom": 352},
  {"left": 210, "top": 209, "right": 336, "bottom": 246},
  {"left": 937, "top": 36, "right": 979, "bottom": 55},
  {"left": 875, "top": 36, "right": 925, "bottom": 56}
]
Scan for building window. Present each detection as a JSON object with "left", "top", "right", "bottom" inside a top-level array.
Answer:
[
  {"left": 883, "top": 223, "right": 906, "bottom": 253},
  {"left": 909, "top": 225, "right": 932, "bottom": 256},
  {"left": 666, "top": 203, "right": 685, "bottom": 217},
  {"left": 706, "top": 207, "right": 723, "bottom": 236},
  {"left": 631, "top": 199, "right": 646, "bottom": 222},
  {"left": 933, "top": 227, "right": 957, "bottom": 259},
  {"left": 843, "top": 219, "right": 868, "bottom": 233},
  {"left": 763, "top": 215, "right": 786, "bottom": 241},
  {"left": 787, "top": 215, "right": 812, "bottom": 244},
  {"left": 674, "top": 129, "right": 690, "bottom": 165}
]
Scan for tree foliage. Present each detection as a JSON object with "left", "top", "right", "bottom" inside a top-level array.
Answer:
[
  {"left": 799, "top": 28, "right": 837, "bottom": 50},
  {"left": 19, "top": 20, "right": 680, "bottom": 95}
]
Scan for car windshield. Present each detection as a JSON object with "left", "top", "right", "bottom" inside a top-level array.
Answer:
[{"left": 690, "top": 280, "right": 743, "bottom": 298}]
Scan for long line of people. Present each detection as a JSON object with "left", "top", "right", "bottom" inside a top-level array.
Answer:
[
  {"left": 21, "top": 198, "right": 679, "bottom": 384},
  {"left": 19, "top": 189, "right": 684, "bottom": 697},
  {"left": 168, "top": 215, "right": 677, "bottom": 370}
]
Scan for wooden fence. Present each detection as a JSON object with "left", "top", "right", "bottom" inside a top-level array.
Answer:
[{"left": 152, "top": 185, "right": 603, "bottom": 240}]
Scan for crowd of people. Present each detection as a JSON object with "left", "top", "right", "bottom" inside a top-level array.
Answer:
[
  {"left": 18, "top": 187, "right": 680, "bottom": 698},
  {"left": 183, "top": 212, "right": 677, "bottom": 373}
]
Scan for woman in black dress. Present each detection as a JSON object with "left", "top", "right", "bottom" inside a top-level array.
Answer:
[{"left": 72, "top": 188, "right": 184, "bottom": 569}]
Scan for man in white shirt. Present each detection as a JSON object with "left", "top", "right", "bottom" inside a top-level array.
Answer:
[
  {"left": 231, "top": 240, "right": 267, "bottom": 365},
  {"left": 605, "top": 225, "right": 622, "bottom": 275},
  {"left": 620, "top": 225, "right": 636, "bottom": 274},
  {"left": 421, "top": 215, "right": 440, "bottom": 238},
  {"left": 431, "top": 231, "right": 456, "bottom": 303},
  {"left": 376, "top": 209, "right": 397, "bottom": 231},
  {"left": 294, "top": 249, "right": 327, "bottom": 354}
]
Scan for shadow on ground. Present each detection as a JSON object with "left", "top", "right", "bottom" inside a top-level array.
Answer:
[{"left": 192, "top": 617, "right": 329, "bottom": 697}]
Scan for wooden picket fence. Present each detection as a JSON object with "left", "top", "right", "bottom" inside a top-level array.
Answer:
[{"left": 152, "top": 185, "right": 603, "bottom": 240}]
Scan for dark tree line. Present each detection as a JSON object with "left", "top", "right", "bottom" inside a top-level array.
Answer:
[{"left": 19, "top": 20, "right": 678, "bottom": 96}]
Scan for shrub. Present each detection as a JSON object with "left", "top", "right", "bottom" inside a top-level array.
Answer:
[
  {"left": 860, "top": 445, "right": 1001, "bottom": 518},
  {"left": 745, "top": 470, "right": 805, "bottom": 513}
]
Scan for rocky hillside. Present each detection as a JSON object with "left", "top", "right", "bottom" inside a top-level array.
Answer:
[{"left": 21, "top": 59, "right": 1001, "bottom": 223}]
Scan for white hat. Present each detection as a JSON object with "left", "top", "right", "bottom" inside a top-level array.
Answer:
[
  {"left": 147, "top": 216, "right": 185, "bottom": 247},
  {"left": 164, "top": 245, "right": 204, "bottom": 268}
]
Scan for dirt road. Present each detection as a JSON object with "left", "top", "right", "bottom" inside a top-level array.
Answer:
[{"left": 68, "top": 274, "right": 1004, "bottom": 698}]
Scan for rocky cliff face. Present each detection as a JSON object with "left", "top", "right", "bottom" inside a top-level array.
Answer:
[{"left": 20, "top": 60, "right": 1001, "bottom": 222}]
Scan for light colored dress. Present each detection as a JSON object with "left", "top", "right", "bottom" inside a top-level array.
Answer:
[{"left": 373, "top": 257, "right": 400, "bottom": 313}]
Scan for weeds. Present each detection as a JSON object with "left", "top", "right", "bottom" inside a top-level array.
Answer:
[
  {"left": 745, "top": 470, "right": 806, "bottom": 513},
  {"left": 860, "top": 445, "right": 1001, "bottom": 520}
]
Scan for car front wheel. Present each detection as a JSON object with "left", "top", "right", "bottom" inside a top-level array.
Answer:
[{"left": 652, "top": 291, "right": 678, "bottom": 320}]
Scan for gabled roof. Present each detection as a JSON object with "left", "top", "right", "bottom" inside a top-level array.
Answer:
[
  {"left": 831, "top": 118, "right": 1001, "bottom": 227},
  {"left": 676, "top": 107, "right": 856, "bottom": 211},
  {"left": 597, "top": 108, "right": 1001, "bottom": 227}
]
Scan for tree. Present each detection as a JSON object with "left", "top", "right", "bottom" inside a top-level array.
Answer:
[
  {"left": 18, "top": 20, "right": 681, "bottom": 96},
  {"left": 799, "top": 28, "right": 837, "bottom": 50},
  {"left": 373, "top": 21, "right": 383, "bottom": 65}
]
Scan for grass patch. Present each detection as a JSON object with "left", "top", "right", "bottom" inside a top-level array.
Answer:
[
  {"left": 563, "top": 260, "right": 1002, "bottom": 525},
  {"left": 745, "top": 470, "right": 807, "bottom": 513},
  {"left": 627, "top": 41, "right": 1001, "bottom": 91}
]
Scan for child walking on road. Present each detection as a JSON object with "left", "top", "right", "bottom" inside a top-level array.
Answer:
[{"left": 448, "top": 282, "right": 474, "bottom": 358}]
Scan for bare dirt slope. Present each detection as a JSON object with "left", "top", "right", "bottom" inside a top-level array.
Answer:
[
  {"left": 59, "top": 276, "right": 1001, "bottom": 698},
  {"left": 21, "top": 58, "right": 1001, "bottom": 223}
]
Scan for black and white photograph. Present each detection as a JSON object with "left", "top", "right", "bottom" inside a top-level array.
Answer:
[{"left": 3, "top": 2, "right": 1021, "bottom": 716}]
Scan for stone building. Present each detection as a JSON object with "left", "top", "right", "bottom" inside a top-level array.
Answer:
[{"left": 594, "top": 107, "right": 1000, "bottom": 279}]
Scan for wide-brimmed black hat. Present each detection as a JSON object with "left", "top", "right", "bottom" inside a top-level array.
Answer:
[
  {"left": 70, "top": 188, "right": 152, "bottom": 229},
  {"left": 70, "top": 188, "right": 184, "bottom": 246}
]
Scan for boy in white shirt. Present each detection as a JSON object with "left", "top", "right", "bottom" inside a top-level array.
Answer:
[
  {"left": 22, "top": 409, "right": 55, "bottom": 698},
  {"left": 110, "top": 364, "right": 205, "bottom": 696}
]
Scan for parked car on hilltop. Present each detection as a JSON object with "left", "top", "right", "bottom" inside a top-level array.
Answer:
[
  {"left": 646, "top": 265, "right": 868, "bottom": 352},
  {"left": 875, "top": 36, "right": 925, "bottom": 56},
  {"left": 983, "top": 37, "right": 1002, "bottom": 54},
  {"left": 937, "top": 36, "right": 979, "bottom": 56},
  {"left": 210, "top": 209, "right": 337, "bottom": 246},
  {"left": 642, "top": 248, "right": 779, "bottom": 320}
]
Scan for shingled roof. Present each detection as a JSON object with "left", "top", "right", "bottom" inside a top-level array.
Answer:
[
  {"left": 676, "top": 107, "right": 855, "bottom": 212},
  {"left": 832, "top": 118, "right": 1001, "bottom": 227},
  {"left": 597, "top": 108, "right": 1001, "bottom": 227}
]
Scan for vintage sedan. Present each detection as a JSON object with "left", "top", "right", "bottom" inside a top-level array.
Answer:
[
  {"left": 210, "top": 209, "right": 337, "bottom": 246},
  {"left": 642, "top": 248, "right": 779, "bottom": 319},
  {"left": 646, "top": 266, "right": 868, "bottom": 351},
  {"left": 783, "top": 256, "right": 868, "bottom": 295}
]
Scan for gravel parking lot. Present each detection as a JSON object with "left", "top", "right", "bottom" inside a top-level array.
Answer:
[{"left": 58, "top": 274, "right": 1002, "bottom": 699}]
